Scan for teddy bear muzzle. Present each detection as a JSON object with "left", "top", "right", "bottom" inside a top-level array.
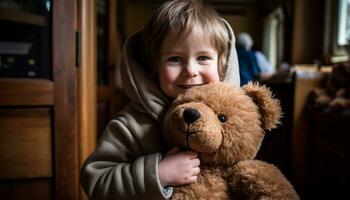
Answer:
[
  {"left": 180, "top": 105, "right": 223, "bottom": 153},
  {"left": 164, "top": 102, "right": 223, "bottom": 153}
]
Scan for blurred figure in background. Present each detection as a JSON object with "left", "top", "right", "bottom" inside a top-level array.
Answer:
[{"left": 237, "top": 32, "right": 273, "bottom": 86}]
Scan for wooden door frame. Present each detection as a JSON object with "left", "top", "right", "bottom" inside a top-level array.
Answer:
[{"left": 78, "top": 0, "right": 97, "bottom": 199}]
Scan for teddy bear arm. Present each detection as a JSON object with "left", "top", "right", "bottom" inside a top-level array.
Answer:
[{"left": 227, "top": 160, "right": 299, "bottom": 200}]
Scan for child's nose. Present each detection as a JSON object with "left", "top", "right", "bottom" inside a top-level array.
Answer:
[{"left": 182, "top": 61, "right": 198, "bottom": 78}]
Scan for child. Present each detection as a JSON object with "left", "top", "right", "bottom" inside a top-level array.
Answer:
[{"left": 80, "top": 0, "right": 240, "bottom": 199}]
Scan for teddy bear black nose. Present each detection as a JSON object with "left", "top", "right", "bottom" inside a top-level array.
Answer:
[{"left": 183, "top": 108, "right": 201, "bottom": 124}]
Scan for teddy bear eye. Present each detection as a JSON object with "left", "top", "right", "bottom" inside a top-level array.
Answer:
[{"left": 217, "top": 114, "right": 227, "bottom": 122}]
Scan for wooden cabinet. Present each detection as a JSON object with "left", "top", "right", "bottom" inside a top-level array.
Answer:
[
  {"left": 0, "top": 108, "right": 52, "bottom": 180},
  {"left": 0, "top": 0, "right": 98, "bottom": 199},
  {"left": 305, "top": 111, "right": 350, "bottom": 199}
]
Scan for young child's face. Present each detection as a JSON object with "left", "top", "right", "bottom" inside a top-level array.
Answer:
[{"left": 158, "top": 26, "right": 220, "bottom": 98}]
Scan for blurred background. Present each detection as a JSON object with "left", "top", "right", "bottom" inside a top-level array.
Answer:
[{"left": 0, "top": 0, "right": 349, "bottom": 199}]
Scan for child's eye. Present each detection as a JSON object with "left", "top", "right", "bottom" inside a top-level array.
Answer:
[
  {"left": 167, "top": 56, "right": 182, "bottom": 63},
  {"left": 197, "top": 56, "right": 210, "bottom": 62}
]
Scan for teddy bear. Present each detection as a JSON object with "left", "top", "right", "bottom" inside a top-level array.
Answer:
[{"left": 163, "top": 82, "right": 299, "bottom": 200}]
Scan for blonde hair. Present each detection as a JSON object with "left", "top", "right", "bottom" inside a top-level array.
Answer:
[{"left": 139, "top": 0, "right": 230, "bottom": 80}]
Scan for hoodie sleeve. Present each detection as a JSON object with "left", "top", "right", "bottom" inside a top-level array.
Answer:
[{"left": 80, "top": 115, "right": 173, "bottom": 200}]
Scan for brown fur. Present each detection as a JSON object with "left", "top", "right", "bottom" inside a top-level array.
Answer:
[{"left": 163, "top": 82, "right": 299, "bottom": 199}]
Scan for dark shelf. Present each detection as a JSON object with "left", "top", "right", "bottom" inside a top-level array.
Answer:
[{"left": 0, "top": 9, "right": 46, "bottom": 26}]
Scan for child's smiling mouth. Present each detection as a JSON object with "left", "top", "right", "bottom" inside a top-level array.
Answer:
[{"left": 178, "top": 84, "right": 205, "bottom": 89}]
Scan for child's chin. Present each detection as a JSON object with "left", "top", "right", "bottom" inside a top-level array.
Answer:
[{"left": 178, "top": 86, "right": 197, "bottom": 92}]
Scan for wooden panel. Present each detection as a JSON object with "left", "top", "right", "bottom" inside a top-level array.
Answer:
[
  {"left": 309, "top": 112, "right": 350, "bottom": 156},
  {"left": 0, "top": 178, "right": 52, "bottom": 200},
  {"left": 53, "top": 0, "right": 80, "bottom": 199},
  {"left": 305, "top": 111, "right": 350, "bottom": 199},
  {"left": 0, "top": 108, "right": 52, "bottom": 179},
  {"left": 0, "top": 78, "right": 53, "bottom": 106}
]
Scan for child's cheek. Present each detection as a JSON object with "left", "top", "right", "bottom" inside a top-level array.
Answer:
[{"left": 204, "top": 67, "right": 220, "bottom": 83}]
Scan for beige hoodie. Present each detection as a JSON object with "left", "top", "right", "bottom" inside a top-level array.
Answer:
[{"left": 80, "top": 19, "right": 240, "bottom": 200}]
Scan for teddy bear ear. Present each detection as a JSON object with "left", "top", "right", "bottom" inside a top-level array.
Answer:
[{"left": 243, "top": 82, "right": 282, "bottom": 130}]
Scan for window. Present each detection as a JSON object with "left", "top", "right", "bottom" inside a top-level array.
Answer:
[{"left": 337, "top": 0, "right": 350, "bottom": 46}]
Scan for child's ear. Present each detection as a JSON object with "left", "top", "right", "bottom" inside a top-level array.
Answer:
[{"left": 243, "top": 82, "right": 282, "bottom": 130}]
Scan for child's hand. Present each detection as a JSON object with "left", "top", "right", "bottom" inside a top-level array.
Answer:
[{"left": 158, "top": 147, "right": 200, "bottom": 187}]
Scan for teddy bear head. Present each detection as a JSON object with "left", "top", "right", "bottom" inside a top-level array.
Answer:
[{"left": 163, "top": 83, "right": 281, "bottom": 166}]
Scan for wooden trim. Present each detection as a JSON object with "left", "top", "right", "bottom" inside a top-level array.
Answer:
[
  {"left": 78, "top": 0, "right": 97, "bottom": 199},
  {"left": 53, "top": 0, "right": 79, "bottom": 199},
  {"left": 0, "top": 78, "right": 53, "bottom": 106}
]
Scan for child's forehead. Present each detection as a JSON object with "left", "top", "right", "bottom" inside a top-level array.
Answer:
[
  {"left": 168, "top": 24, "right": 207, "bottom": 37},
  {"left": 160, "top": 26, "right": 218, "bottom": 55},
  {"left": 166, "top": 25, "right": 210, "bottom": 43}
]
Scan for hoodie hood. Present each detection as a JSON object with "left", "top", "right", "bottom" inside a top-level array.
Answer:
[
  {"left": 221, "top": 19, "right": 240, "bottom": 86},
  {"left": 118, "top": 19, "right": 240, "bottom": 122}
]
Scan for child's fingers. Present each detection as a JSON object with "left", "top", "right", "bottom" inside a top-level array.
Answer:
[
  {"left": 182, "top": 151, "right": 198, "bottom": 158},
  {"left": 191, "top": 158, "right": 200, "bottom": 167},
  {"left": 185, "top": 175, "right": 198, "bottom": 183},
  {"left": 192, "top": 167, "right": 200, "bottom": 176}
]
